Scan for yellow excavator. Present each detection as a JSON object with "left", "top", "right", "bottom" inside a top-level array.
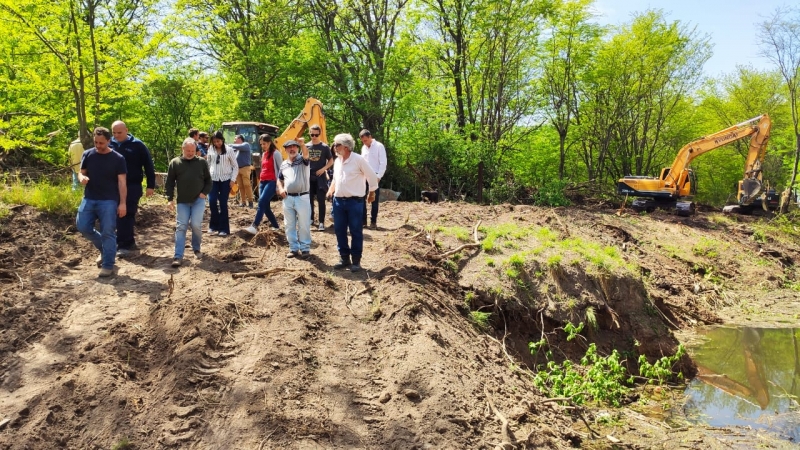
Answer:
[
  {"left": 273, "top": 97, "right": 327, "bottom": 159},
  {"left": 617, "top": 114, "right": 773, "bottom": 216}
]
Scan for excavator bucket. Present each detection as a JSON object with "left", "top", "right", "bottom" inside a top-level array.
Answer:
[{"left": 740, "top": 178, "right": 764, "bottom": 206}]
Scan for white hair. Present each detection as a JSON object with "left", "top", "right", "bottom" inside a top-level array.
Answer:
[
  {"left": 182, "top": 137, "right": 197, "bottom": 149},
  {"left": 333, "top": 133, "right": 355, "bottom": 151}
]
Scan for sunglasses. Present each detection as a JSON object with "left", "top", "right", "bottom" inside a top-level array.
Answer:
[
  {"left": 310, "top": 134, "right": 320, "bottom": 137},
  {"left": 216, "top": 155, "right": 221, "bottom": 164}
]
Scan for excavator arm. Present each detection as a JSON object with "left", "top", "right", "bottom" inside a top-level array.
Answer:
[
  {"left": 617, "top": 114, "right": 771, "bottom": 215},
  {"left": 274, "top": 98, "right": 327, "bottom": 159}
]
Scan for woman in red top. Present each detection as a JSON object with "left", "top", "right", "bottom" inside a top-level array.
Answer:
[{"left": 243, "top": 135, "right": 283, "bottom": 234}]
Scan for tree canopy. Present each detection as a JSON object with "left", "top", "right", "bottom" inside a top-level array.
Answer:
[{"left": 2, "top": 0, "right": 798, "bottom": 207}]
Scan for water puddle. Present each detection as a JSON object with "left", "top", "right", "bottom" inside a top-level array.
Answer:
[{"left": 684, "top": 327, "right": 800, "bottom": 442}]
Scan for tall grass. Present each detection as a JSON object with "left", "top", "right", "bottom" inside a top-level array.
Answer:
[{"left": 0, "top": 179, "right": 83, "bottom": 216}]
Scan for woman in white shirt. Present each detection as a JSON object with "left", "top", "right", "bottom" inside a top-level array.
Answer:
[{"left": 205, "top": 131, "right": 238, "bottom": 236}]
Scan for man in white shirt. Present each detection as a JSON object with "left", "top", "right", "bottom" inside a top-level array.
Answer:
[
  {"left": 358, "top": 129, "right": 386, "bottom": 229},
  {"left": 326, "top": 134, "right": 378, "bottom": 272}
]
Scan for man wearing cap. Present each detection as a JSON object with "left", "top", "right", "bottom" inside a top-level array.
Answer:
[
  {"left": 358, "top": 129, "right": 387, "bottom": 229},
  {"left": 165, "top": 138, "right": 212, "bottom": 268},
  {"left": 326, "top": 133, "right": 378, "bottom": 272},
  {"left": 276, "top": 138, "right": 311, "bottom": 258},
  {"left": 110, "top": 120, "right": 156, "bottom": 257}
]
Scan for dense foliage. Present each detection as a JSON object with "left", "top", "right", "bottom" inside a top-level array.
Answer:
[{"left": 1, "top": 0, "right": 799, "bottom": 206}]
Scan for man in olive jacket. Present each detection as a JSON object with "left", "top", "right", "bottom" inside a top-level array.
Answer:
[{"left": 165, "top": 138, "right": 212, "bottom": 267}]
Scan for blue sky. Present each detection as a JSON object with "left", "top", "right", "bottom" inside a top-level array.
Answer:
[{"left": 591, "top": 0, "right": 791, "bottom": 78}]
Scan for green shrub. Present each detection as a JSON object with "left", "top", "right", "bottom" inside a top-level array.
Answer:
[
  {"left": 0, "top": 179, "right": 82, "bottom": 215},
  {"left": 532, "top": 178, "right": 571, "bottom": 207}
]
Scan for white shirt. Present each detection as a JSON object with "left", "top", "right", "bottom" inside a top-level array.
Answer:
[
  {"left": 332, "top": 151, "right": 379, "bottom": 198},
  {"left": 206, "top": 145, "right": 238, "bottom": 182},
  {"left": 361, "top": 139, "right": 387, "bottom": 179}
]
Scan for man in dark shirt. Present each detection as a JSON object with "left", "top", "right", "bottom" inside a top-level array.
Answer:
[
  {"left": 306, "top": 124, "right": 333, "bottom": 230},
  {"left": 76, "top": 127, "right": 128, "bottom": 277},
  {"left": 111, "top": 120, "right": 156, "bottom": 256},
  {"left": 165, "top": 138, "right": 212, "bottom": 267}
]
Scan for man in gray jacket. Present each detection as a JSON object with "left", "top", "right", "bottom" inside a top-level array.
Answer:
[{"left": 165, "top": 138, "right": 212, "bottom": 267}]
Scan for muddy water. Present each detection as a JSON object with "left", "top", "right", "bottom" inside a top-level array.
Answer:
[{"left": 683, "top": 327, "right": 800, "bottom": 442}]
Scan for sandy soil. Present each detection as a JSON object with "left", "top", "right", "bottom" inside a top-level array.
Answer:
[{"left": 0, "top": 197, "right": 798, "bottom": 449}]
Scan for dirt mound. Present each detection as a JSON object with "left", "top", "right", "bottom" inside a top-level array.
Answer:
[{"left": 1, "top": 199, "right": 798, "bottom": 449}]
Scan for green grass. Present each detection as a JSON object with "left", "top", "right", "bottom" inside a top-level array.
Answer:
[
  {"left": 692, "top": 237, "right": 728, "bottom": 259},
  {"left": 0, "top": 179, "right": 83, "bottom": 215},
  {"left": 470, "top": 311, "right": 492, "bottom": 330},
  {"left": 435, "top": 225, "right": 471, "bottom": 242},
  {"left": 479, "top": 223, "right": 536, "bottom": 252},
  {"left": 752, "top": 212, "right": 800, "bottom": 245},
  {"left": 0, "top": 203, "right": 9, "bottom": 220}
]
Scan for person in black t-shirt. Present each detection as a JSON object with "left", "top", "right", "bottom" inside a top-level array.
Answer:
[
  {"left": 305, "top": 124, "right": 333, "bottom": 230},
  {"left": 76, "top": 127, "right": 128, "bottom": 277}
]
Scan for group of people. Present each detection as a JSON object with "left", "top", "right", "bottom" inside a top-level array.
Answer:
[
  {"left": 73, "top": 122, "right": 156, "bottom": 277},
  {"left": 74, "top": 120, "right": 388, "bottom": 276}
]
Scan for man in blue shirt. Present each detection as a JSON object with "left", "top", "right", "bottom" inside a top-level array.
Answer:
[
  {"left": 111, "top": 121, "right": 156, "bottom": 257},
  {"left": 76, "top": 127, "right": 128, "bottom": 277}
]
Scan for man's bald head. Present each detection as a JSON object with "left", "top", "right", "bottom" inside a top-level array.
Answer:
[{"left": 111, "top": 121, "right": 129, "bottom": 142}]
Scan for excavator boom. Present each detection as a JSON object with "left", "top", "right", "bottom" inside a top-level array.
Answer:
[
  {"left": 274, "top": 98, "right": 327, "bottom": 159},
  {"left": 617, "top": 114, "right": 772, "bottom": 215}
]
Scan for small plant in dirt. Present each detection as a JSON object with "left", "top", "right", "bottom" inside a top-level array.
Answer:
[
  {"left": 111, "top": 437, "right": 132, "bottom": 450},
  {"left": 441, "top": 258, "right": 458, "bottom": 273},
  {"left": 584, "top": 306, "right": 598, "bottom": 331},
  {"left": 637, "top": 344, "right": 686, "bottom": 385},
  {"left": 692, "top": 237, "right": 728, "bottom": 259},
  {"left": 546, "top": 254, "right": 562, "bottom": 269},
  {"left": 508, "top": 253, "right": 525, "bottom": 268},
  {"left": 532, "top": 343, "right": 631, "bottom": 406},
  {"left": 470, "top": 310, "right": 492, "bottom": 330},
  {"left": 530, "top": 334, "right": 687, "bottom": 407},
  {"left": 464, "top": 291, "right": 476, "bottom": 307},
  {"left": 0, "top": 203, "right": 9, "bottom": 220},
  {"left": 484, "top": 257, "right": 496, "bottom": 267}
]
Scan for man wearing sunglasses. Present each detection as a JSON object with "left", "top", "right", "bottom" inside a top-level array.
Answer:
[{"left": 306, "top": 124, "right": 333, "bottom": 230}]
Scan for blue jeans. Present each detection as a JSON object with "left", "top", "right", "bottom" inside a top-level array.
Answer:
[
  {"left": 209, "top": 180, "right": 232, "bottom": 234},
  {"left": 333, "top": 197, "right": 365, "bottom": 260},
  {"left": 253, "top": 180, "right": 279, "bottom": 228},
  {"left": 175, "top": 197, "right": 205, "bottom": 259},
  {"left": 76, "top": 198, "right": 118, "bottom": 269},
  {"left": 282, "top": 194, "right": 312, "bottom": 252},
  {"left": 362, "top": 181, "right": 379, "bottom": 225}
]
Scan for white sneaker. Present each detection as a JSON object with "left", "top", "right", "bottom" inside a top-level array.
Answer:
[
  {"left": 318, "top": 223, "right": 325, "bottom": 231},
  {"left": 244, "top": 225, "right": 258, "bottom": 235}
]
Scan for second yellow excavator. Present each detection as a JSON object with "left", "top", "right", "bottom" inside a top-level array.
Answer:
[{"left": 617, "top": 114, "right": 774, "bottom": 216}]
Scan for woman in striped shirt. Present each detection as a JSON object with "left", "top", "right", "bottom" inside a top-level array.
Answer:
[{"left": 206, "top": 131, "right": 238, "bottom": 236}]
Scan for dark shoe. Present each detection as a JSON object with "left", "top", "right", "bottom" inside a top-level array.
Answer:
[
  {"left": 351, "top": 257, "right": 362, "bottom": 272},
  {"left": 193, "top": 251, "right": 202, "bottom": 259},
  {"left": 171, "top": 258, "right": 182, "bottom": 267},
  {"left": 369, "top": 222, "right": 377, "bottom": 230},
  {"left": 286, "top": 250, "right": 300, "bottom": 258},
  {"left": 98, "top": 268, "right": 114, "bottom": 277},
  {"left": 333, "top": 256, "right": 351, "bottom": 269},
  {"left": 248, "top": 201, "right": 254, "bottom": 208},
  {"left": 300, "top": 251, "right": 310, "bottom": 258},
  {"left": 116, "top": 248, "right": 131, "bottom": 258}
]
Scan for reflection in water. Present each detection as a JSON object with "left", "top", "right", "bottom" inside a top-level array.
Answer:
[{"left": 684, "top": 327, "right": 800, "bottom": 442}]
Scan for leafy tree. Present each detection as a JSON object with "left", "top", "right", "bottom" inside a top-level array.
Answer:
[
  {"left": 539, "top": 0, "right": 601, "bottom": 179},
  {"left": 0, "top": 0, "right": 163, "bottom": 149},
  {"left": 759, "top": 6, "right": 800, "bottom": 195},
  {"left": 577, "top": 10, "right": 711, "bottom": 187}
]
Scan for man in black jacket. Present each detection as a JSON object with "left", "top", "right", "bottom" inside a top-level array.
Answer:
[{"left": 111, "top": 120, "right": 156, "bottom": 256}]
